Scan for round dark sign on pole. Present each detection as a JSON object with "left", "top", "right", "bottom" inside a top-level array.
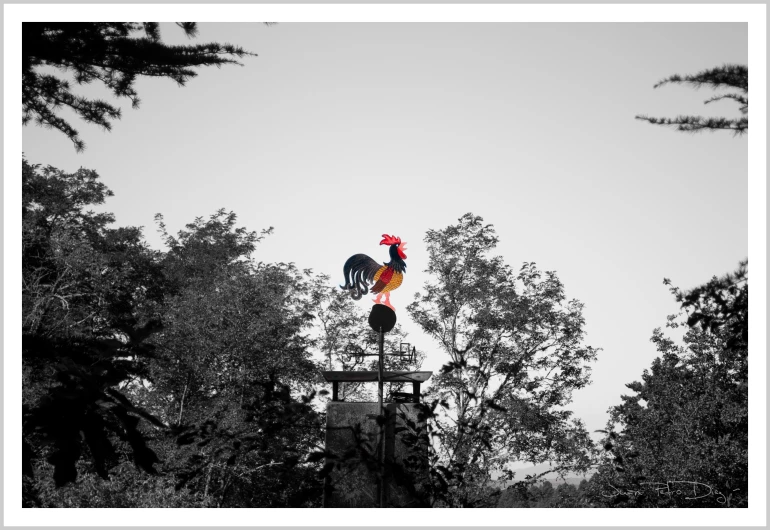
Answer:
[{"left": 368, "top": 304, "right": 397, "bottom": 333}]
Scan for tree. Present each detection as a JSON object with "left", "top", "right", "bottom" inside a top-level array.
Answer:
[
  {"left": 666, "top": 260, "right": 747, "bottom": 349},
  {"left": 590, "top": 261, "right": 748, "bottom": 508},
  {"left": 167, "top": 374, "right": 325, "bottom": 508},
  {"left": 407, "top": 213, "right": 599, "bottom": 507},
  {"left": 151, "top": 211, "right": 320, "bottom": 405},
  {"left": 496, "top": 479, "right": 593, "bottom": 508},
  {"left": 22, "top": 23, "right": 255, "bottom": 151},
  {"left": 141, "top": 211, "right": 325, "bottom": 507},
  {"left": 22, "top": 158, "right": 167, "bottom": 492},
  {"left": 23, "top": 191, "right": 329, "bottom": 507},
  {"left": 635, "top": 64, "right": 748, "bottom": 135}
]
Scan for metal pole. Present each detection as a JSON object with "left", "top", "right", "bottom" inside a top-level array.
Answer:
[
  {"left": 378, "top": 326, "right": 385, "bottom": 508},
  {"left": 378, "top": 327, "right": 384, "bottom": 411}
]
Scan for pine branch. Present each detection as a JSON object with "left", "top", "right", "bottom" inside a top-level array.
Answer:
[
  {"left": 635, "top": 114, "right": 748, "bottom": 136},
  {"left": 22, "top": 22, "right": 256, "bottom": 151},
  {"left": 703, "top": 93, "right": 748, "bottom": 114},
  {"left": 653, "top": 64, "right": 748, "bottom": 92},
  {"left": 638, "top": 64, "right": 748, "bottom": 135}
]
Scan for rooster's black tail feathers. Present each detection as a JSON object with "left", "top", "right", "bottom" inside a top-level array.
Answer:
[{"left": 340, "top": 254, "right": 381, "bottom": 300}]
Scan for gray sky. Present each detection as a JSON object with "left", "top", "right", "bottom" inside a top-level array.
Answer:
[{"left": 22, "top": 22, "right": 748, "bottom": 447}]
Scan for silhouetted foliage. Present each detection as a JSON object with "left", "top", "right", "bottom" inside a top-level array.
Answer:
[
  {"left": 169, "top": 377, "right": 324, "bottom": 507},
  {"left": 589, "top": 262, "right": 748, "bottom": 508},
  {"left": 22, "top": 158, "right": 167, "bottom": 490},
  {"left": 22, "top": 158, "right": 327, "bottom": 507},
  {"left": 22, "top": 23, "right": 255, "bottom": 151},
  {"left": 636, "top": 64, "right": 748, "bottom": 135}
]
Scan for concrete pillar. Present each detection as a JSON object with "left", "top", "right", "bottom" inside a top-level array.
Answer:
[{"left": 323, "top": 402, "right": 430, "bottom": 507}]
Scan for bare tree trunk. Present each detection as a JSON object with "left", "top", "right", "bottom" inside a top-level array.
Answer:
[
  {"left": 239, "top": 366, "right": 245, "bottom": 410},
  {"left": 178, "top": 373, "right": 191, "bottom": 425},
  {"left": 218, "top": 477, "right": 232, "bottom": 508},
  {"left": 203, "top": 463, "right": 214, "bottom": 506}
]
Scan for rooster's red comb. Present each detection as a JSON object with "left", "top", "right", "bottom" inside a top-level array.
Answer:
[{"left": 380, "top": 234, "right": 401, "bottom": 246}]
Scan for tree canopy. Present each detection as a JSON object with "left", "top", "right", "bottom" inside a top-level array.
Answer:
[
  {"left": 22, "top": 158, "right": 167, "bottom": 492},
  {"left": 22, "top": 22, "right": 255, "bottom": 151},
  {"left": 636, "top": 64, "right": 748, "bottom": 135},
  {"left": 591, "top": 262, "right": 748, "bottom": 508},
  {"left": 407, "top": 213, "right": 599, "bottom": 506},
  {"left": 22, "top": 159, "right": 326, "bottom": 507}
]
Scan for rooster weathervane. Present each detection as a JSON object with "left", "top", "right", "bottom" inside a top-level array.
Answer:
[{"left": 340, "top": 234, "right": 407, "bottom": 311}]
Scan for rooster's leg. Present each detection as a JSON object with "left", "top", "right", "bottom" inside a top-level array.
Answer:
[
  {"left": 373, "top": 293, "right": 382, "bottom": 305},
  {"left": 383, "top": 292, "right": 395, "bottom": 311}
]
